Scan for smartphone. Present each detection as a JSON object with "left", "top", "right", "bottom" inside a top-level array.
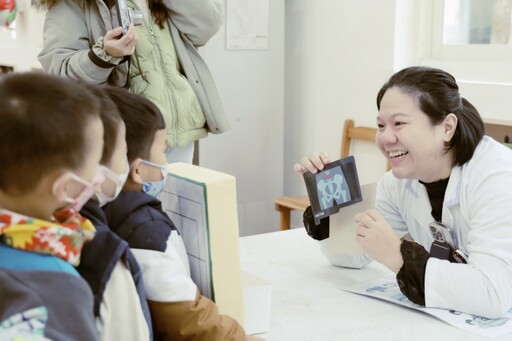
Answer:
[{"left": 114, "top": 0, "right": 131, "bottom": 34}]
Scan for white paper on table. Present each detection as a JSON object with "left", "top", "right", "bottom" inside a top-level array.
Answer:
[
  {"left": 226, "top": 0, "right": 269, "bottom": 50},
  {"left": 343, "top": 275, "right": 512, "bottom": 339}
]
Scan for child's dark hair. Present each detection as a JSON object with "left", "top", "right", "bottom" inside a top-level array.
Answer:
[
  {"left": 376, "top": 66, "right": 484, "bottom": 166},
  {"left": 0, "top": 72, "right": 101, "bottom": 194},
  {"left": 103, "top": 87, "right": 165, "bottom": 162},
  {"left": 81, "top": 83, "right": 123, "bottom": 166}
]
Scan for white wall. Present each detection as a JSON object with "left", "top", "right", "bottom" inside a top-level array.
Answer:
[
  {"left": 457, "top": 81, "right": 512, "bottom": 121},
  {"left": 283, "top": 0, "right": 397, "bottom": 227},
  {"left": 198, "top": 0, "right": 285, "bottom": 236}
]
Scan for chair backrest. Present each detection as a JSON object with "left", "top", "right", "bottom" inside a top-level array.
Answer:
[{"left": 340, "top": 119, "right": 391, "bottom": 171}]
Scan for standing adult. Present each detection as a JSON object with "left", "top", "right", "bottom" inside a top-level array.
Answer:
[{"left": 38, "top": 0, "right": 230, "bottom": 163}]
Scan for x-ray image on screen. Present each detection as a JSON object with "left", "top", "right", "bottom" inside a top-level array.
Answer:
[
  {"left": 315, "top": 166, "right": 351, "bottom": 210},
  {"left": 303, "top": 156, "right": 362, "bottom": 225}
]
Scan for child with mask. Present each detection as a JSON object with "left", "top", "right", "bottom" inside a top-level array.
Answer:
[
  {"left": 0, "top": 72, "right": 102, "bottom": 340},
  {"left": 103, "top": 87, "right": 261, "bottom": 341},
  {"left": 75, "top": 84, "right": 152, "bottom": 341}
]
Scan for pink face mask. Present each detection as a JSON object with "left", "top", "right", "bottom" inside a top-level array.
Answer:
[
  {"left": 95, "top": 161, "right": 130, "bottom": 207},
  {"left": 63, "top": 170, "right": 106, "bottom": 212}
]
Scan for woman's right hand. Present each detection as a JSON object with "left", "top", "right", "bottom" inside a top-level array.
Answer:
[
  {"left": 103, "top": 24, "right": 138, "bottom": 57},
  {"left": 293, "top": 152, "right": 331, "bottom": 175}
]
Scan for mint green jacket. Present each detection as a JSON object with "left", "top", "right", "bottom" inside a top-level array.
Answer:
[
  {"left": 128, "top": 0, "right": 200, "bottom": 147},
  {"left": 38, "top": 0, "right": 230, "bottom": 144}
]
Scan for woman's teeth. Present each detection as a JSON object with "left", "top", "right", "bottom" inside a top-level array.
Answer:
[{"left": 389, "top": 150, "right": 408, "bottom": 158}]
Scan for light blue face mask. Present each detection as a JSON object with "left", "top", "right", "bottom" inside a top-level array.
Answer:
[{"left": 140, "top": 160, "right": 168, "bottom": 197}]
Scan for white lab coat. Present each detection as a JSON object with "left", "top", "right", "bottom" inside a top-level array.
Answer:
[{"left": 376, "top": 136, "right": 512, "bottom": 317}]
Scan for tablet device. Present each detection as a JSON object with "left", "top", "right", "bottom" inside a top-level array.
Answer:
[{"left": 303, "top": 156, "right": 362, "bottom": 225}]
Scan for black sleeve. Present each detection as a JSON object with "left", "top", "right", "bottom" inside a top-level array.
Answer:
[
  {"left": 127, "top": 219, "right": 172, "bottom": 252},
  {"left": 396, "top": 240, "right": 430, "bottom": 306},
  {"left": 302, "top": 206, "right": 330, "bottom": 241}
]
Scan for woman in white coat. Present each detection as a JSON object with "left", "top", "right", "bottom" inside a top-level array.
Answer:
[{"left": 296, "top": 66, "right": 512, "bottom": 318}]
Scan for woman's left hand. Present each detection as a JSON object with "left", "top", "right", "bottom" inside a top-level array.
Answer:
[{"left": 354, "top": 209, "right": 403, "bottom": 273}]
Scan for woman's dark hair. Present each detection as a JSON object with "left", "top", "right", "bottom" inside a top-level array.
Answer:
[
  {"left": 376, "top": 66, "right": 484, "bottom": 166},
  {"left": 103, "top": 86, "right": 165, "bottom": 163},
  {"left": 148, "top": 0, "right": 171, "bottom": 29}
]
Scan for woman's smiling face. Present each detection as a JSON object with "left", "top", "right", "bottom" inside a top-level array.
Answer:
[{"left": 376, "top": 87, "right": 455, "bottom": 183}]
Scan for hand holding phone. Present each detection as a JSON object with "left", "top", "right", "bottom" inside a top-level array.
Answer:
[{"left": 103, "top": 24, "right": 138, "bottom": 57}]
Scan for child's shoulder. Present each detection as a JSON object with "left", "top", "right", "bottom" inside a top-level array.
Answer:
[
  {"left": 107, "top": 190, "right": 171, "bottom": 225},
  {"left": 0, "top": 269, "right": 97, "bottom": 341},
  {"left": 105, "top": 191, "right": 175, "bottom": 252},
  {"left": 0, "top": 245, "right": 79, "bottom": 275}
]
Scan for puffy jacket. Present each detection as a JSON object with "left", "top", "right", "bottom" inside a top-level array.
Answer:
[{"left": 37, "top": 0, "right": 230, "bottom": 145}]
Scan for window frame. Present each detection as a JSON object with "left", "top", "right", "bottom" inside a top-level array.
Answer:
[{"left": 418, "top": 0, "right": 512, "bottom": 84}]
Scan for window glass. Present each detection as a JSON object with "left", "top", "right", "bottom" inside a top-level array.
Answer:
[{"left": 443, "top": 0, "right": 512, "bottom": 45}]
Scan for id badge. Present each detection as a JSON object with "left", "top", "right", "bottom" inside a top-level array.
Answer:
[
  {"left": 429, "top": 222, "right": 467, "bottom": 263},
  {"left": 429, "top": 221, "right": 455, "bottom": 249}
]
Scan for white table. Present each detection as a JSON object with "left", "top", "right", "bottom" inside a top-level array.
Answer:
[{"left": 239, "top": 228, "right": 509, "bottom": 341}]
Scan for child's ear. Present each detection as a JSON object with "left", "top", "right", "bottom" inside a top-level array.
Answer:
[
  {"left": 129, "top": 158, "right": 144, "bottom": 184},
  {"left": 51, "top": 172, "right": 73, "bottom": 202}
]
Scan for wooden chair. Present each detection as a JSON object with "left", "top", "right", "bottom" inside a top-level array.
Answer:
[{"left": 275, "top": 119, "right": 390, "bottom": 230}]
